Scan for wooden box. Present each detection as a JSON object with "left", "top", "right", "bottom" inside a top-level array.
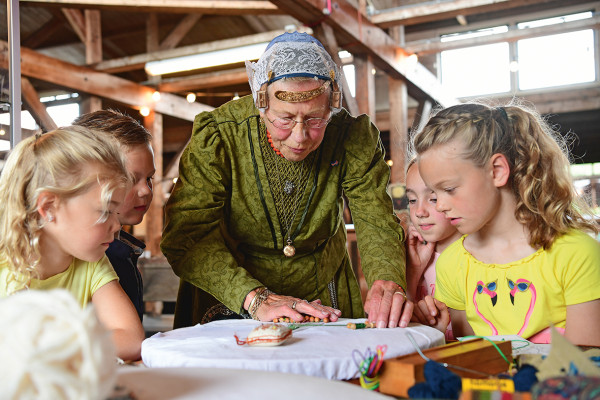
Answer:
[{"left": 378, "top": 339, "right": 513, "bottom": 398}]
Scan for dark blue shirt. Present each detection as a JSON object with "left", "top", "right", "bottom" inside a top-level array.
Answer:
[{"left": 106, "top": 229, "right": 145, "bottom": 322}]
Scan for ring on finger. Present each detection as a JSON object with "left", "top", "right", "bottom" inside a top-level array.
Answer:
[
  {"left": 393, "top": 291, "right": 407, "bottom": 299},
  {"left": 291, "top": 300, "right": 297, "bottom": 310}
]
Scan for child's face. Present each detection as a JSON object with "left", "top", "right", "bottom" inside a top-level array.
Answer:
[
  {"left": 406, "top": 163, "right": 458, "bottom": 244},
  {"left": 117, "top": 144, "right": 155, "bottom": 226},
  {"left": 418, "top": 140, "right": 501, "bottom": 235},
  {"left": 51, "top": 180, "right": 125, "bottom": 262}
]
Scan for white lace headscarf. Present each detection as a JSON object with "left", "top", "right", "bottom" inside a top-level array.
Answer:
[{"left": 246, "top": 31, "right": 343, "bottom": 112}]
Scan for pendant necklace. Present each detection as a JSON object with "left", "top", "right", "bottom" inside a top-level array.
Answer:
[
  {"left": 275, "top": 156, "right": 305, "bottom": 258},
  {"left": 266, "top": 128, "right": 310, "bottom": 257}
]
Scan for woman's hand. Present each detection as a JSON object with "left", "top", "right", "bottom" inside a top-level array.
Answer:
[
  {"left": 364, "top": 280, "right": 414, "bottom": 329},
  {"left": 250, "top": 292, "right": 341, "bottom": 322},
  {"left": 412, "top": 295, "right": 450, "bottom": 333}
]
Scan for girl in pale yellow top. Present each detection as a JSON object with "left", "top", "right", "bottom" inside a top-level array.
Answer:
[
  {"left": 412, "top": 101, "right": 600, "bottom": 346},
  {"left": 0, "top": 126, "right": 145, "bottom": 361}
]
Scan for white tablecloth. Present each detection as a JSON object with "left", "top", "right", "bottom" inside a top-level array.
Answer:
[
  {"left": 142, "top": 318, "right": 445, "bottom": 380},
  {"left": 115, "top": 366, "right": 394, "bottom": 400}
]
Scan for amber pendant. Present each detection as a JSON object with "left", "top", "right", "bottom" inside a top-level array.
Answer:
[{"left": 283, "top": 240, "right": 296, "bottom": 257}]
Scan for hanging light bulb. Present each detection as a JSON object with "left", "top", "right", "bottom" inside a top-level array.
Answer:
[
  {"left": 140, "top": 107, "right": 150, "bottom": 117},
  {"left": 152, "top": 91, "right": 161, "bottom": 102},
  {"left": 186, "top": 93, "right": 197, "bottom": 103}
]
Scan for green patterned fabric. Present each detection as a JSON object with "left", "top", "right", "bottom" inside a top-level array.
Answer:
[{"left": 161, "top": 95, "right": 406, "bottom": 328}]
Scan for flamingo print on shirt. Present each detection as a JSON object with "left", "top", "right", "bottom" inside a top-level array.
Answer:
[
  {"left": 473, "top": 280, "right": 498, "bottom": 335},
  {"left": 508, "top": 278, "right": 537, "bottom": 336}
]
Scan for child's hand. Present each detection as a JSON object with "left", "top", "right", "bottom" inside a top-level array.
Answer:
[
  {"left": 412, "top": 295, "right": 450, "bottom": 333},
  {"left": 407, "top": 225, "right": 435, "bottom": 273}
]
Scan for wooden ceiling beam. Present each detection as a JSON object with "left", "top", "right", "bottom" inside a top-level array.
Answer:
[
  {"left": 159, "top": 14, "right": 202, "bottom": 51},
  {"left": 269, "top": 0, "right": 456, "bottom": 106},
  {"left": 158, "top": 68, "right": 249, "bottom": 93},
  {"left": 370, "top": 0, "right": 562, "bottom": 28},
  {"left": 21, "top": 16, "right": 64, "bottom": 49},
  {"left": 21, "top": 78, "right": 58, "bottom": 131},
  {"left": 0, "top": 40, "right": 212, "bottom": 121},
  {"left": 405, "top": 15, "right": 600, "bottom": 55},
  {"left": 62, "top": 8, "right": 86, "bottom": 43},
  {"left": 92, "top": 29, "right": 289, "bottom": 74},
  {"left": 20, "top": 0, "right": 281, "bottom": 15}
]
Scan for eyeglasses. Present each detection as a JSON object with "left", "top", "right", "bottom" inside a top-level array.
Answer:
[{"left": 265, "top": 114, "right": 330, "bottom": 130}]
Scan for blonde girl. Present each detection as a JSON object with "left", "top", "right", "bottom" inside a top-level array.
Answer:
[
  {"left": 0, "top": 126, "right": 145, "bottom": 360},
  {"left": 413, "top": 101, "right": 600, "bottom": 345},
  {"left": 405, "top": 158, "right": 461, "bottom": 338}
]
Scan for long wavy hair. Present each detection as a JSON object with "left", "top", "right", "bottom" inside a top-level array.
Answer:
[
  {"left": 412, "top": 100, "right": 597, "bottom": 249},
  {"left": 0, "top": 126, "right": 130, "bottom": 289}
]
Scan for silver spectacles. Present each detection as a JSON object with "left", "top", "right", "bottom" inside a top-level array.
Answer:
[{"left": 266, "top": 114, "right": 330, "bottom": 130}]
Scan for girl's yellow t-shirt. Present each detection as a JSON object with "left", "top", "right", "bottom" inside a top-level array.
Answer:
[
  {"left": 0, "top": 255, "right": 118, "bottom": 307},
  {"left": 435, "top": 230, "right": 600, "bottom": 339}
]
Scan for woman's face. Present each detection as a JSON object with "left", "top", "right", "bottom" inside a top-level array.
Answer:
[{"left": 260, "top": 79, "right": 331, "bottom": 162}]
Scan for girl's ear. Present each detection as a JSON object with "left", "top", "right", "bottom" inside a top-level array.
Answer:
[
  {"left": 490, "top": 153, "right": 510, "bottom": 188},
  {"left": 36, "top": 192, "right": 59, "bottom": 223}
]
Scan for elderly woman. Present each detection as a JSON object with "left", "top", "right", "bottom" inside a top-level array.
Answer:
[{"left": 161, "top": 32, "right": 411, "bottom": 329}]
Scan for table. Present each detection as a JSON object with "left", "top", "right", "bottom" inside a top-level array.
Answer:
[
  {"left": 115, "top": 366, "right": 394, "bottom": 400},
  {"left": 142, "top": 318, "right": 445, "bottom": 381}
]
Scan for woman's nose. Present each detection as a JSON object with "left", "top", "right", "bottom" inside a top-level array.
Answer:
[{"left": 290, "top": 120, "right": 308, "bottom": 142}]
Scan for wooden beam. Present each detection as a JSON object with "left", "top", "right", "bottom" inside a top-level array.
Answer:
[
  {"left": 93, "top": 29, "right": 288, "bottom": 73},
  {"left": 159, "top": 14, "right": 202, "bottom": 51},
  {"left": 145, "top": 111, "right": 164, "bottom": 256},
  {"left": 269, "top": 0, "right": 456, "bottom": 107},
  {"left": 313, "top": 23, "right": 359, "bottom": 116},
  {"left": 354, "top": 55, "right": 376, "bottom": 119},
  {"left": 388, "top": 78, "right": 408, "bottom": 184},
  {"left": 21, "top": 16, "right": 64, "bottom": 49},
  {"left": 146, "top": 13, "right": 159, "bottom": 53},
  {"left": 0, "top": 40, "right": 212, "bottom": 121},
  {"left": 21, "top": 0, "right": 281, "bottom": 14},
  {"left": 21, "top": 78, "right": 58, "bottom": 131},
  {"left": 85, "top": 9, "right": 103, "bottom": 112},
  {"left": 62, "top": 8, "right": 86, "bottom": 43},
  {"left": 158, "top": 68, "right": 249, "bottom": 93},
  {"left": 405, "top": 15, "right": 600, "bottom": 55},
  {"left": 370, "top": 0, "right": 560, "bottom": 28}
]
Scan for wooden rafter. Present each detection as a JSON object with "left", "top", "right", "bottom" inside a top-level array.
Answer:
[
  {"left": 62, "top": 8, "right": 86, "bottom": 43},
  {"left": 405, "top": 15, "right": 600, "bottom": 55},
  {"left": 21, "top": 78, "right": 58, "bottom": 132},
  {"left": 158, "top": 68, "right": 249, "bottom": 93},
  {"left": 269, "top": 0, "right": 456, "bottom": 106},
  {"left": 0, "top": 40, "right": 212, "bottom": 121},
  {"left": 20, "top": 0, "right": 281, "bottom": 14},
  {"left": 370, "top": 0, "right": 564, "bottom": 28},
  {"left": 92, "top": 29, "right": 290, "bottom": 73},
  {"left": 159, "top": 14, "right": 202, "bottom": 51}
]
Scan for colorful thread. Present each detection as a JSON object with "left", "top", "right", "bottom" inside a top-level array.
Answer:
[{"left": 352, "top": 345, "right": 387, "bottom": 391}]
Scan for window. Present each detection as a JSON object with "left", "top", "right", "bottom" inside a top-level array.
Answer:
[
  {"left": 441, "top": 42, "right": 511, "bottom": 98},
  {"left": 517, "top": 29, "right": 595, "bottom": 90},
  {"left": 440, "top": 26, "right": 510, "bottom": 98}
]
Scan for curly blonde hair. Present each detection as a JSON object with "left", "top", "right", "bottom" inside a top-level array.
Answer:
[
  {"left": 0, "top": 126, "right": 130, "bottom": 289},
  {"left": 412, "top": 100, "right": 597, "bottom": 249}
]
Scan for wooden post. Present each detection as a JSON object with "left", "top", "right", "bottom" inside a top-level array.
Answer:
[
  {"left": 354, "top": 55, "right": 376, "bottom": 121},
  {"left": 388, "top": 26, "right": 409, "bottom": 184},
  {"left": 144, "top": 111, "right": 164, "bottom": 256},
  {"left": 83, "top": 9, "right": 102, "bottom": 113}
]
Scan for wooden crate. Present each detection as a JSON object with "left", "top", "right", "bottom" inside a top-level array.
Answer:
[{"left": 378, "top": 339, "right": 513, "bottom": 398}]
